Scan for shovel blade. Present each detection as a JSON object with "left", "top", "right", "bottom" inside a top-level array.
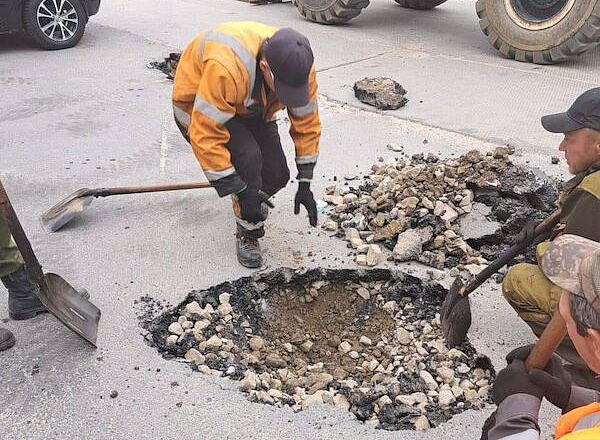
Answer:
[
  {"left": 41, "top": 273, "right": 100, "bottom": 346},
  {"left": 40, "top": 189, "right": 94, "bottom": 232},
  {"left": 441, "top": 277, "right": 472, "bottom": 348}
]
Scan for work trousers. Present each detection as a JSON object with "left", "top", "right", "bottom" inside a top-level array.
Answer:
[
  {"left": 502, "top": 262, "right": 585, "bottom": 368},
  {"left": 0, "top": 216, "right": 23, "bottom": 278},
  {"left": 226, "top": 116, "right": 290, "bottom": 238}
]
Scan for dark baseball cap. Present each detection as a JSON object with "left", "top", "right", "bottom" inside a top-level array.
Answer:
[
  {"left": 542, "top": 88, "right": 600, "bottom": 133},
  {"left": 263, "top": 28, "right": 314, "bottom": 108}
]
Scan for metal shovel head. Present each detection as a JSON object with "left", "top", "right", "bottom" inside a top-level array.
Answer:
[
  {"left": 440, "top": 277, "right": 472, "bottom": 348},
  {"left": 41, "top": 273, "right": 101, "bottom": 346},
  {"left": 40, "top": 189, "right": 94, "bottom": 232}
]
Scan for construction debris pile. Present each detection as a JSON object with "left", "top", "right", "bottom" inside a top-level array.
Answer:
[
  {"left": 148, "top": 53, "right": 180, "bottom": 80},
  {"left": 145, "top": 269, "right": 494, "bottom": 431},
  {"left": 322, "top": 147, "right": 559, "bottom": 277}
]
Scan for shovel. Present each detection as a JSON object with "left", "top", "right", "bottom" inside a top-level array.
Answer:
[
  {"left": 441, "top": 209, "right": 561, "bottom": 348},
  {"left": 480, "top": 308, "right": 567, "bottom": 439},
  {"left": 41, "top": 181, "right": 212, "bottom": 232},
  {"left": 0, "top": 179, "right": 101, "bottom": 346}
]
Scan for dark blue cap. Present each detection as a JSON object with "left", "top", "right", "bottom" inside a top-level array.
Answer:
[
  {"left": 542, "top": 88, "right": 600, "bottom": 133},
  {"left": 263, "top": 28, "right": 314, "bottom": 108}
]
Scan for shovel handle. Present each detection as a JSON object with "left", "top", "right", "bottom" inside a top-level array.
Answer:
[
  {"left": 463, "top": 209, "right": 561, "bottom": 296},
  {"left": 0, "top": 179, "right": 47, "bottom": 290},
  {"left": 93, "top": 181, "right": 212, "bottom": 197},
  {"left": 525, "top": 307, "right": 567, "bottom": 370}
]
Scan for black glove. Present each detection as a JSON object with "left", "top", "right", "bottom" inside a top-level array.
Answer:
[
  {"left": 237, "top": 187, "right": 274, "bottom": 224},
  {"left": 294, "top": 182, "right": 317, "bottom": 227},
  {"left": 512, "top": 220, "right": 537, "bottom": 245},
  {"left": 506, "top": 345, "right": 572, "bottom": 410},
  {"left": 493, "top": 359, "right": 544, "bottom": 406}
]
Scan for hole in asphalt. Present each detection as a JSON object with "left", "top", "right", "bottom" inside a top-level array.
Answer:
[{"left": 142, "top": 268, "right": 494, "bottom": 431}]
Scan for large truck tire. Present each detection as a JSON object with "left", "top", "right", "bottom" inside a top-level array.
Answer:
[
  {"left": 292, "top": 0, "right": 370, "bottom": 24},
  {"left": 476, "top": 0, "right": 600, "bottom": 64},
  {"left": 394, "top": 0, "right": 448, "bottom": 10}
]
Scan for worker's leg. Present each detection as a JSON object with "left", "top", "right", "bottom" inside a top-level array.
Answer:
[
  {"left": 245, "top": 118, "right": 289, "bottom": 197},
  {"left": 503, "top": 263, "right": 586, "bottom": 369},
  {"left": 1, "top": 216, "right": 46, "bottom": 320},
  {"left": 0, "top": 216, "right": 24, "bottom": 278},
  {"left": 224, "top": 116, "right": 265, "bottom": 238}
]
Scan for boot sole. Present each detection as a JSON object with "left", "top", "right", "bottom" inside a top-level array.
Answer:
[
  {"left": 237, "top": 257, "right": 263, "bottom": 269},
  {"left": 0, "top": 332, "right": 16, "bottom": 351},
  {"left": 9, "top": 309, "right": 48, "bottom": 321}
]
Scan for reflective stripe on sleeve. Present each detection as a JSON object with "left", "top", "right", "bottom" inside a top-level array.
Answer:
[
  {"left": 200, "top": 31, "right": 257, "bottom": 108},
  {"left": 290, "top": 100, "right": 317, "bottom": 118},
  {"left": 173, "top": 105, "right": 191, "bottom": 128},
  {"left": 194, "top": 96, "right": 234, "bottom": 125},
  {"left": 296, "top": 153, "right": 319, "bottom": 165},
  {"left": 204, "top": 167, "right": 237, "bottom": 181}
]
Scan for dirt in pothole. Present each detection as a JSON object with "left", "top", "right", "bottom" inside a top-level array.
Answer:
[{"left": 143, "top": 268, "right": 494, "bottom": 431}]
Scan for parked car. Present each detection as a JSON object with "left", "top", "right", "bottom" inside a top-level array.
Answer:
[{"left": 0, "top": 0, "right": 101, "bottom": 49}]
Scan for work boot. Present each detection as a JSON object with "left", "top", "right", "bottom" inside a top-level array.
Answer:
[
  {"left": 0, "top": 328, "right": 15, "bottom": 351},
  {"left": 1, "top": 265, "right": 47, "bottom": 320},
  {"left": 236, "top": 234, "right": 263, "bottom": 268}
]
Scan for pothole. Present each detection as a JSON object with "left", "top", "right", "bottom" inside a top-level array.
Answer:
[{"left": 143, "top": 268, "right": 494, "bottom": 431}]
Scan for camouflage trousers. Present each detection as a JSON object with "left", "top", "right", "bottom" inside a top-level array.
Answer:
[
  {"left": 502, "top": 262, "right": 586, "bottom": 369},
  {"left": 0, "top": 216, "right": 23, "bottom": 278}
]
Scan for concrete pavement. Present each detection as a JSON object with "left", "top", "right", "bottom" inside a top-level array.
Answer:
[{"left": 1, "top": 0, "right": 597, "bottom": 438}]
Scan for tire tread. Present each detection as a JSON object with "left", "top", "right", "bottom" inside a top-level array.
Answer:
[
  {"left": 292, "top": 0, "right": 369, "bottom": 24},
  {"left": 475, "top": 0, "right": 600, "bottom": 64},
  {"left": 393, "top": 0, "right": 447, "bottom": 10}
]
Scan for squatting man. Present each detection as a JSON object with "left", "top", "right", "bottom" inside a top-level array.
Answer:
[{"left": 172, "top": 22, "right": 321, "bottom": 268}]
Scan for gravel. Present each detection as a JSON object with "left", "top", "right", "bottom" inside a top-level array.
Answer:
[{"left": 145, "top": 268, "right": 494, "bottom": 431}]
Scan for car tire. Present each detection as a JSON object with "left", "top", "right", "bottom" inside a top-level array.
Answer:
[{"left": 23, "top": 0, "right": 88, "bottom": 50}]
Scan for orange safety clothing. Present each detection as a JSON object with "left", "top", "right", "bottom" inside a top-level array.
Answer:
[{"left": 172, "top": 22, "right": 321, "bottom": 196}]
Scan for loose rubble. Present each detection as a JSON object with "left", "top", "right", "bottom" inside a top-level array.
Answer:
[
  {"left": 145, "top": 268, "right": 494, "bottom": 431},
  {"left": 323, "top": 148, "right": 559, "bottom": 275},
  {"left": 149, "top": 53, "right": 181, "bottom": 80},
  {"left": 354, "top": 77, "right": 409, "bottom": 110}
]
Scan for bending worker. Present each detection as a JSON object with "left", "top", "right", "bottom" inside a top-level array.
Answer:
[
  {"left": 502, "top": 88, "right": 600, "bottom": 383},
  {"left": 489, "top": 234, "right": 600, "bottom": 440},
  {"left": 0, "top": 216, "right": 47, "bottom": 351},
  {"left": 172, "top": 22, "right": 321, "bottom": 268}
]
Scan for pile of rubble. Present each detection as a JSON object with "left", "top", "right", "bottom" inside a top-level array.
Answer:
[
  {"left": 145, "top": 269, "right": 493, "bottom": 431},
  {"left": 148, "top": 53, "right": 180, "bottom": 80},
  {"left": 322, "top": 147, "right": 558, "bottom": 277}
]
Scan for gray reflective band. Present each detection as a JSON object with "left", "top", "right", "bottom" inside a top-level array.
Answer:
[
  {"left": 290, "top": 100, "right": 317, "bottom": 118},
  {"left": 173, "top": 105, "right": 191, "bottom": 128},
  {"left": 574, "top": 412, "right": 600, "bottom": 431},
  {"left": 200, "top": 30, "right": 257, "bottom": 108},
  {"left": 235, "top": 217, "right": 264, "bottom": 230},
  {"left": 194, "top": 96, "right": 233, "bottom": 125},
  {"left": 204, "top": 167, "right": 236, "bottom": 181},
  {"left": 296, "top": 153, "right": 319, "bottom": 165}
]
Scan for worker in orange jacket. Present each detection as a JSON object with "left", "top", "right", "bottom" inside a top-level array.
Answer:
[
  {"left": 489, "top": 234, "right": 600, "bottom": 440},
  {"left": 172, "top": 22, "right": 321, "bottom": 268}
]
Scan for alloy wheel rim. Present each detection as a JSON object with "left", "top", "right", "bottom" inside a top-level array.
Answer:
[{"left": 36, "top": 0, "right": 79, "bottom": 42}]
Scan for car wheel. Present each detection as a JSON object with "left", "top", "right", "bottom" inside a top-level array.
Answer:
[{"left": 23, "top": 0, "right": 88, "bottom": 50}]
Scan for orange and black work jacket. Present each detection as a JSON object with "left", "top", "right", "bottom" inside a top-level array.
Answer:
[
  {"left": 490, "top": 387, "right": 600, "bottom": 440},
  {"left": 172, "top": 22, "right": 321, "bottom": 197}
]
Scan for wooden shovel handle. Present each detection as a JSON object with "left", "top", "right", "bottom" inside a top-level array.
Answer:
[
  {"left": 93, "top": 181, "right": 212, "bottom": 197},
  {"left": 463, "top": 209, "right": 561, "bottom": 296},
  {"left": 525, "top": 307, "right": 567, "bottom": 370}
]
